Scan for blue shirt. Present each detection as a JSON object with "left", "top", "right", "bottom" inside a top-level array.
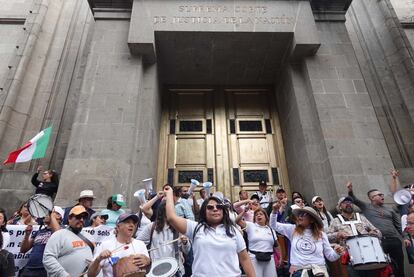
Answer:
[
  {"left": 26, "top": 227, "right": 53, "bottom": 269},
  {"left": 175, "top": 198, "right": 195, "bottom": 220}
]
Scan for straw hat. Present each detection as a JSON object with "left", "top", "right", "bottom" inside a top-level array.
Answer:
[{"left": 292, "top": 206, "right": 323, "bottom": 228}]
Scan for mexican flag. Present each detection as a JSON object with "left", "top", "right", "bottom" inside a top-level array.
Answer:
[{"left": 3, "top": 126, "right": 52, "bottom": 165}]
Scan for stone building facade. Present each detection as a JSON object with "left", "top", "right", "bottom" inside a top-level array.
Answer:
[{"left": 0, "top": 0, "right": 414, "bottom": 223}]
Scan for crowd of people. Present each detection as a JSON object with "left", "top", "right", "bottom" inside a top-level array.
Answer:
[{"left": 0, "top": 167, "right": 414, "bottom": 277}]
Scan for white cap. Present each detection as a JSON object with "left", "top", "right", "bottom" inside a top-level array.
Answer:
[
  {"left": 311, "top": 196, "right": 322, "bottom": 204},
  {"left": 53, "top": 206, "right": 65, "bottom": 218},
  {"left": 78, "top": 190, "right": 96, "bottom": 199}
]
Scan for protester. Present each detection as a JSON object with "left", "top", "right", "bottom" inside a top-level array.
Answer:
[
  {"left": 285, "top": 196, "right": 305, "bottom": 223},
  {"left": 138, "top": 201, "right": 190, "bottom": 276},
  {"left": 0, "top": 209, "right": 10, "bottom": 250},
  {"left": 19, "top": 207, "right": 62, "bottom": 277},
  {"left": 88, "top": 213, "right": 150, "bottom": 277},
  {"left": 181, "top": 186, "right": 200, "bottom": 217},
  {"left": 197, "top": 188, "right": 208, "bottom": 207},
  {"left": 173, "top": 186, "right": 195, "bottom": 221},
  {"left": 101, "top": 194, "right": 126, "bottom": 227},
  {"left": 62, "top": 190, "right": 96, "bottom": 226},
  {"left": 327, "top": 196, "right": 381, "bottom": 277},
  {"left": 0, "top": 231, "right": 15, "bottom": 277},
  {"left": 254, "top": 180, "right": 272, "bottom": 209},
  {"left": 237, "top": 208, "right": 279, "bottom": 277},
  {"left": 7, "top": 202, "right": 36, "bottom": 225},
  {"left": 234, "top": 197, "right": 260, "bottom": 223},
  {"left": 347, "top": 181, "right": 408, "bottom": 277},
  {"left": 164, "top": 185, "right": 256, "bottom": 277},
  {"left": 405, "top": 211, "right": 414, "bottom": 264},
  {"left": 270, "top": 205, "right": 343, "bottom": 276},
  {"left": 90, "top": 212, "right": 108, "bottom": 228},
  {"left": 43, "top": 205, "right": 95, "bottom": 277},
  {"left": 311, "top": 196, "right": 333, "bottom": 232},
  {"left": 31, "top": 165, "right": 59, "bottom": 198}
]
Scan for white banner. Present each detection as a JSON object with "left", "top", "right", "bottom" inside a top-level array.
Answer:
[
  {"left": 82, "top": 225, "right": 115, "bottom": 246},
  {"left": 5, "top": 225, "right": 40, "bottom": 275}
]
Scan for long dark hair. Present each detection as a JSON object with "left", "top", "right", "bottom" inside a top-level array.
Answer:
[
  {"left": 194, "top": 196, "right": 236, "bottom": 238},
  {"left": 312, "top": 203, "right": 331, "bottom": 226},
  {"left": 106, "top": 196, "right": 113, "bottom": 209},
  {"left": 0, "top": 230, "right": 3, "bottom": 249},
  {"left": 155, "top": 201, "right": 171, "bottom": 233},
  {"left": 47, "top": 169, "right": 59, "bottom": 185}
]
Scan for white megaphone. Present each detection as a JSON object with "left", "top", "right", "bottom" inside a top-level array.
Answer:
[
  {"left": 393, "top": 189, "right": 412, "bottom": 205},
  {"left": 188, "top": 179, "right": 200, "bottom": 195},
  {"left": 202, "top": 182, "right": 213, "bottom": 197},
  {"left": 142, "top": 178, "right": 153, "bottom": 193},
  {"left": 134, "top": 189, "right": 147, "bottom": 206}
]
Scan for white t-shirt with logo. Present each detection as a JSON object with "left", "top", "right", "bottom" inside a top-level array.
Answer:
[
  {"left": 186, "top": 219, "right": 246, "bottom": 277},
  {"left": 93, "top": 237, "right": 149, "bottom": 277},
  {"left": 269, "top": 214, "right": 339, "bottom": 266}
]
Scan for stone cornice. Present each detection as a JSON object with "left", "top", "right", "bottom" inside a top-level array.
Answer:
[{"left": 309, "top": 0, "right": 353, "bottom": 12}]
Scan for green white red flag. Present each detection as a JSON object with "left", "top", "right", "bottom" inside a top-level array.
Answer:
[{"left": 3, "top": 126, "right": 52, "bottom": 165}]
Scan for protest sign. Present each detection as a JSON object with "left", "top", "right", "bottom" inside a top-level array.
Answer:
[
  {"left": 83, "top": 225, "right": 114, "bottom": 246},
  {"left": 5, "top": 225, "right": 40, "bottom": 275}
]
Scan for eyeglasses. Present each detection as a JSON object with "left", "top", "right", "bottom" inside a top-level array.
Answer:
[
  {"left": 206, "top": 204, "right": 224, "bottom": 210},
  {"left": 294, "top": 200, "right": 303, "bottom": 204}
]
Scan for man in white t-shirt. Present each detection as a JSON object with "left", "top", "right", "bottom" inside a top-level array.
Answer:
[{"left": 88, "top": 213, "right": 150, "bottom": 277}]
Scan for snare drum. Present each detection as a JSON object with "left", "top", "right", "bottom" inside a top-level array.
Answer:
[
  {"left": 27, "top": 194, "right": 53, "bottom": 218},
  {"left": 147, "top": 258, "right": 179, "bottom": 277},
  {"left": 346, "top": 235, "right": 389, "bottom": 270},
  {"left": 113, "top": 256, "right": 147, "bottom": 277}
]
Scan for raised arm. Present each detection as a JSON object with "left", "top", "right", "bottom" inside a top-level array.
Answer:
[
  {"left": 20, "top": 225, "right": 34, "bottom": 253},
  {"left": 141, "top": 191, "right": 164, "bottom": 219},
  {"left": 235, "top": 209, "right": 247, "bottom": 229},
  {"left": 346, "top": 181, "right": 367, "bottom": 211},
  {"left": 164, "top": 185, "right": 187, "bottom": 234},
  {"left": 390, "top": 169, "right": 400, "bottom": 194}
]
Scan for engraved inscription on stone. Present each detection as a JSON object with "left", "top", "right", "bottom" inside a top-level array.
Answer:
[{"left": 153, "top": 4, "right": 294, "bottom": 26}]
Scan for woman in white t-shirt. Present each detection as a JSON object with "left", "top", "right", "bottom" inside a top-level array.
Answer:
[
  {"left": 164, "top": 185, "right": 255, "bottom": 277},
  {"left": 237, "top": 208, "right": 278, "bottom": 277},
  {"left": 270, "top": 205, "right": 344, "bottom": 277}
]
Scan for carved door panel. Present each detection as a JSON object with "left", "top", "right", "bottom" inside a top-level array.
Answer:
[
  {"left": 162, "top": 90, "right": 215, "bottom": 187},
  {"left": 226, "top": 90, "right": 280, "bottom": 193}
]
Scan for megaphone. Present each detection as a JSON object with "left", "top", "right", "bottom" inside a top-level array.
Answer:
[
  {"left": 142, "top": 178, "right": 153, "bottom": 193},
  {"left": 188, "top": 179, "right": 200, "bottom": 195},
  {"left": 134, "top": 189, "right": 147, "bottom": 206},
  {"left": 393, "top": 189, "right": 412, "bottom": 205},
  {"left": 203, "top": 182, "right": 213, "bottom": 197}
]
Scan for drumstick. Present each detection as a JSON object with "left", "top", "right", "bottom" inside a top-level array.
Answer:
[
  {"left": 111, "top": 245, "right": 130, "bottom": 254},
  {"left": 148, "top": 238, "right": 181, "bottom": 252}
]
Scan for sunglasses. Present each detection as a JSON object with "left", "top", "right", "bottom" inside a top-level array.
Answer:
[
  {"left": 75, "top": 214, "right": 88, "bottom": 220},
  {"left": 206, "top": 204, "right": 224, "bottom": 210}
]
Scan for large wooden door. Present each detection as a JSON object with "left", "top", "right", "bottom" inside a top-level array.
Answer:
[{"left": 157, "top": 88, "right": 289, "bottom": 201}]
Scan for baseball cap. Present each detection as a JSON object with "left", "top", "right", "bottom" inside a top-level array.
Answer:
[
  {"left": 312, "top": 196, "right": 322, "bottom": 204},
  {"left": 78, "top": 190, "right": 96, "bottom": 200},
  {"left": 90, "top": 212, "right": 109, "bottom": 221},
  {"left": 112, "top": 194, "right": 125, "bottom": 207},
  {"left": 53, "top": 206, "right": 65, "bottom": 218},
  {"left": 337, "top": 196, "right": 353, "bottom": 206},
  {"left": 259, "top": 180, "right": 267, "bottom": 186},
  {"left": 116, "top": 213, "right": 139, "bottom": 225},
  {"left": 69, "top": 205, "right": 88, "bottom": 216}
]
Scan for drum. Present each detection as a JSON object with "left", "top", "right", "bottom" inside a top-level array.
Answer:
[
  {"left": 27, "top": 194, "right": 53, "bottom": 218},
  {"left": 346, "top": 235, "right": 389, "bottom": 270},
  {"left": 113, "top": 256, "right": 147, "bottom": 277},
  {"left": 147, "top": 258, "right": 179, "bottom": 277}
]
